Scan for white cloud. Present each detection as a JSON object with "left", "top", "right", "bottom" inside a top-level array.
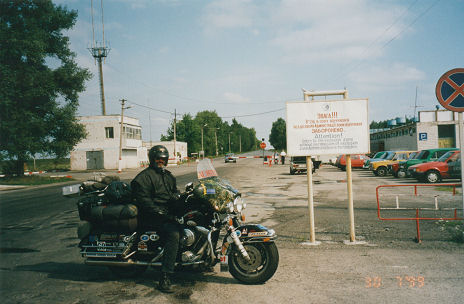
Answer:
[
  {"left": 269, "top": 0, "right": 406, "bottom": 63},
  {"left": 348, "top": 63, "right": 426, "bottom": 90},
  {"left": 110, "top": 0, "right": 180, "bottom": 10},
  {"left": 223, "top": 92, "right": 250, "bottom": 103},
  {"left": 201, "top": 0, "right": 258, "bottom": 32},
  {"left": 201, "top": 0, "right": 408, "bottom": 62}
]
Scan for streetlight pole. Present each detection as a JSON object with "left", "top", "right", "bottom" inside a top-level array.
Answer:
[
  {"left": 215, "top": 129, "right": 218, "bottom": 156},
  {"left": 118, "top": 99, "right": 131, "bottom": 173},
  {"left": 228, "top": 133, "right": 231, "bottom": 153},
  {"left": 201, "top": 123, "right": 207, "bottom": 159},
  {"left": 239, "top": 134, "right": 242, "bottom": 153},
  {"left": 201, "top": 127, "right": 204, "bottom": 158}
]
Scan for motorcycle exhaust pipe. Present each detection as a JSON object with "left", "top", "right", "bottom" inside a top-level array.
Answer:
[
  {"left": 84, "top": 259, "right": 205, "bottom": 267},
  {"left": 85, "top": 259, "right": 160, "bottom": 267}
]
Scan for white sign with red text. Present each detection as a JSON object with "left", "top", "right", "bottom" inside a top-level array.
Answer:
[{"left": 286, "top": 99, "right": 369, "bottom": 156}]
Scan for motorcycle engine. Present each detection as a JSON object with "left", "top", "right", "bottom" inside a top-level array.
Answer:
[
  {"left": 181, "top": 228, "right": 196, "bottom": 247},
  {"left": 179, "top": 227, "right": 208, "bottom": 263}
]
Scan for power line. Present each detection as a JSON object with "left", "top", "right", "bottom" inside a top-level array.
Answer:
[
  {"left": 126, "top": 99, "right": 285, "bottom": 119},
  {"left": 106, "top": 62, "right": 297, "bottom": 105},
  {"left": 328, "top": 0, "right": 441, "bottom": 84}
]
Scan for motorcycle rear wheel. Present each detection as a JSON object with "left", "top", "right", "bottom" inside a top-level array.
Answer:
[{"left": 228, "top": 242, "right": 279, "bottom": 284}]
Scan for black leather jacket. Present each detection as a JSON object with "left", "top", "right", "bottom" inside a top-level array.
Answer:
[{"left": 131, "top": 166, "right": 180, "bottom": 219}]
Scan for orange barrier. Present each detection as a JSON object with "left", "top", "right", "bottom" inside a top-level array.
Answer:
[{"left": 376, "top": 183, "right": 463, "bottom": 242}]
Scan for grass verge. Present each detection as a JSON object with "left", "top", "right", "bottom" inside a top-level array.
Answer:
[{"left": 0, "top": 175, "right": 74, "bottom": 185}]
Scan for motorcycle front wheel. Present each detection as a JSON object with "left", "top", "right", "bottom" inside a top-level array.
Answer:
[{"left": 228, "top": 242, "right": 279, "bottom": 284}]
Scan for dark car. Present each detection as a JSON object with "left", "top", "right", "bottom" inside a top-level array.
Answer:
[
  {"left": 224, "top": 153, "right": 237, "bottom": 163},
  {"left": 447, "top": 153, "right": 461, "bottom": 179}
]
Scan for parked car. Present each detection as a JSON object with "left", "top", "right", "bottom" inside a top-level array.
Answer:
[
  {"left": 408, "top": 150, "right": 460, "bottom": 183},
  {"left": 363, "top": 151, "right": 394, "bottom": 169},
  {"left": 338, "top": 154, "right": 370, "bottom": 171},
  {"left": 290, "top": 156, "right": 321, "bottom": 174},
  {"left": 389, "top": 151, "right": 419, "bottom": 177},
  {"left": 224, "top": 153, "right": 237, "bottom": 163},
  {"left": 370, "top": 151, "right": 416, "bottom": 176},
  {"left": 399, "top": 147, "right": 458, "bottom": 177},
  {"left": 447, "top": 153, "right": 461, "bottom": 179}
]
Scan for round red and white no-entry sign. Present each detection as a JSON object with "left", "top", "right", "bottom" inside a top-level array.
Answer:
[{"left": 435, "top": 68, "right": 464, "bottom": 112}]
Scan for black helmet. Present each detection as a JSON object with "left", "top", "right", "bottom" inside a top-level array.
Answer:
[{"left": 148, "top": 145, "right": 169, "bottom": 166}]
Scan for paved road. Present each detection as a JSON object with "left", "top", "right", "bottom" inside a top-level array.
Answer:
[{"left": 1, "top": 157, "right": 463, "bottom": 304}]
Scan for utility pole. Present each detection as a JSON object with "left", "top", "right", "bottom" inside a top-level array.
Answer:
[
  {"left": 118, "top": 99, "right": 130, "bottom": 173},
  {"left": 201, "top": 126, "right": 204, "bottom": 159},
  {"left": 239, "top": 134, "right": 242, "bottom": 153},
  {"left": 215, "top": 129, "right": 218, "bottom": 156},
  {"left": 173, "top": 109, "right": 177, "bottom": 164},
  {"left": 228, "top": 133, "right": 231, "bottom": 153}
]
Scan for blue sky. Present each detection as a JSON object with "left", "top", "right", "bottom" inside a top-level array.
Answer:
[{"left": 59, "top": 0, "right": 463, "bottom": 145}]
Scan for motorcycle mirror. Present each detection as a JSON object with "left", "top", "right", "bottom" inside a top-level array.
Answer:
[{"left": 185, "top": 182, "right": 194, "bottom": 192}]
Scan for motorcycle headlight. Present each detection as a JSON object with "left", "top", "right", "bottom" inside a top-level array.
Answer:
[
  {"left": 227, "top": 202, "right": 234, "bottom": 213},
  {"left": 233, "top": 196, "right": 246, "bottom": 212}
]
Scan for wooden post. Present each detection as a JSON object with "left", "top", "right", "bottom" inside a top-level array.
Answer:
[
  {"left": 346, "top": 154, "right": 356, "bottom": 242},
  {"left": 306, "top": 156, "right": 316, "bottom": 243}
]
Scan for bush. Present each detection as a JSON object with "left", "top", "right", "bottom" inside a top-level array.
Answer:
[{"left": 436, "top": 220, "right": 464, "bottom": 243}]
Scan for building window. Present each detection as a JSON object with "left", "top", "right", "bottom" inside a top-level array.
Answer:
[
  {"left": 122, "top": 126, "right": 142, "bottom": 140},
  {"left": 105, "top": 127, "right": 114, "bottom": 138}
]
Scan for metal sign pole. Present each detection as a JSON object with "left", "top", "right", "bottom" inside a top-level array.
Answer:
[
  {"left": 302, "top": 93, "right": 318, "bottom": 245},
  {"left": 459, "top": 112, "right": 464, "bottom": 216}
]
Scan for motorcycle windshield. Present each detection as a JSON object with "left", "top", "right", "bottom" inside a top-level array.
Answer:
[
  {"left": 197, "top": 158, "right": 218, "bottom": 179},
  {"left": 195, "top": 159, "right": 239, "bottom": 212}
]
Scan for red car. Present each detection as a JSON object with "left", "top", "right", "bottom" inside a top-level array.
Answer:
[
  {"left": 337, "top": 154, "right": 369, "bottom": 171},
  {"left": 408, "top": 150, "right": 460, "bottom": 183}
]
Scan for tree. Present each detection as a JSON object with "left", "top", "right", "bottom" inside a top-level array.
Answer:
[
  {"left": 269, "top": 118, "right": 286, "bottom": 151},
  {"left": 161, "top": 111, "right": 259, "bottom": 157},
  {"left": 161, "top": 113, "right": 200, "bottom": 155},
  {"left": 0, "top": 0, "right": 91, "bottom": 175}
]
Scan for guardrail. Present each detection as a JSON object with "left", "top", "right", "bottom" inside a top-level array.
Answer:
[{"left": 376, "top": 183, "right": 463, "bottom": 243}]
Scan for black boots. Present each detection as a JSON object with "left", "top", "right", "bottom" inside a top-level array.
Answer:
[{"left": 158, "top": 272, "right": 173, "bottom": 293}]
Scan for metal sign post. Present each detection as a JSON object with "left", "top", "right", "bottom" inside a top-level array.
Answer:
[
  {"left": 435, "top": 68, "right": 464, "bottom": 215},
  {"left": 456, "top": 112, "right": 464, "bottom": 216}
]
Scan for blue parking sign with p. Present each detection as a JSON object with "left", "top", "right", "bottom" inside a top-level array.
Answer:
[{"left": 419, "top": 133, "right": 427, "bottom": 141}]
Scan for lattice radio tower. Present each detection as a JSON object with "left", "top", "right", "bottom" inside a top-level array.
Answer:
[{"left": 89, "top": 0, "right": 110, "bottom": 115}]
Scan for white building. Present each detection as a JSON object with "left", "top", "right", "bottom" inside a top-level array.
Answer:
[
  {"left": 143, "top": 141, "right": 188, "bottom": 166},
  {"left": 370, "top": 110, "right": 460, "bottom": 152},
  {"left": 71, "top": 115, "right": 147, "bottom": 170}
]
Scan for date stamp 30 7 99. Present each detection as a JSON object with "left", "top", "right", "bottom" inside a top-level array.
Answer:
[{"left": 365, "top": 276, "right": 425, "bottom": 288}]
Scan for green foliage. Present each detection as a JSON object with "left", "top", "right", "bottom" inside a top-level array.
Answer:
[
  {"left": 161, "top": 111, "right": 259, "bottom": 156},
  {"left": 436, "top": 220, "right": 464, "bottom": 243},
  {"left": 269, "top": 117, "right": 286, "bottom": 151},
  {"left": 0, "top": 0, "right": 91, "bottom": 175}
]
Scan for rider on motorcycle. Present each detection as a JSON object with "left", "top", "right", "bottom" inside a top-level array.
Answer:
[{"left": 131, "top": 145, "right": 181, "bottom": 293}]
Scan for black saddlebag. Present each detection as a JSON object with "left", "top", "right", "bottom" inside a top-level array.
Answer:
[
  {"left": 77, "top": 195, "right": 104, "bottom": 221},
  {"left": 89, "top": 204, "right": 138, "bottom": 232},
  {"left": 90, "top": 204, "right": 138, "bottom": 221}
]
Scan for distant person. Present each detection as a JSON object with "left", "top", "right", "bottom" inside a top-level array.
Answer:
[{"left": 280, "top": 150, "right": 286, "bottom": 165}]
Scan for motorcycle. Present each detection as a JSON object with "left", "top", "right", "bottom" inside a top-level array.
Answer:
[{"left": 63, "top": 159, "right": 279, "bottom": 284}]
